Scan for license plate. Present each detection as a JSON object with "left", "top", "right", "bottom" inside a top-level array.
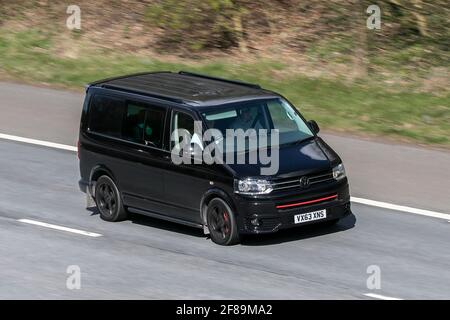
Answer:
[{"left": 294, "top": 209, "right": 326, "bottom": 224}]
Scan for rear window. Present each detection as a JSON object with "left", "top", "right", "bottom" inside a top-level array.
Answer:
[{"left": 88, "top": 95, "right": 125, "bottom": 137}]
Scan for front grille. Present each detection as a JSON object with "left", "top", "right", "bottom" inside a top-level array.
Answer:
[{"left": 272, "top": 170, "right": 334, "bottom": 191}]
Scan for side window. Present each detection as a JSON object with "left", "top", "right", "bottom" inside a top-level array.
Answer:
[
  {"left": 122, "top": 103, "right": 147, "bottom": 143},
  {"left": 88, "top": 95, "right": 124, "bottom": 137},
  {"left": 122, "top": 101, "right": 165, "bottom": 148},
  {"left": 144, "top": 107, "right": 165, "bottom": 149},
  {"left": 171, "top": 111, "right": 196, "bottom": 150}
]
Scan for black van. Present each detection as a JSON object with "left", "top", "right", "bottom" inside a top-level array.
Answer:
[{"left": 78, "top": 71, "right": 351, "bottom": 245}]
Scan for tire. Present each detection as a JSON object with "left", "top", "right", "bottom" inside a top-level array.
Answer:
[
  {"left": 206, "top": 198, "right": 240, "bottom": 246},
  {"left": 94, "top": 175, "right": 128, "bottom": 222}
]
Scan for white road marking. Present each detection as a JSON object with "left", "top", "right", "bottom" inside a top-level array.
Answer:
[
  {"left": 1, "top": 133, "right": 449, "bottom": 222},
  {"left": 351, "top": 197, "right": 450, "bottom": 221},
  {"left": 0, "top": 133, "right": 77, "bottom": 151},
  {"left": 18, "top": 219, "right": 102, "bottom": 237},
  {"left": 364, "top": 293, "right": 403, "bottom": 300}
]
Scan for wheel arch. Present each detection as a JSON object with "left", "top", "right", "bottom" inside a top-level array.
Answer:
[
  {"left": 199, "top": 188, "right": 237, "bottom": 227},
  {"left": 89, "top": 165, "right": 117, "bottom": 197}
]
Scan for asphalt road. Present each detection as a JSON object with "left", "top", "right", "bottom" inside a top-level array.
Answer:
[
  {"left": 1, "top": 82, "right": 449, "bottom": 212},
  {"left": 0, "top": 82, "right": 449, "bottom": 299}
]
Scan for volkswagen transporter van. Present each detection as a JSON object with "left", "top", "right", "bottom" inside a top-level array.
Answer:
[{"left": 78, "top": 71, "right": 351, "bottom": 245}]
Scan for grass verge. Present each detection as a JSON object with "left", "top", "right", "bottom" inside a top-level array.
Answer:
[{"left": 0, "top": 29, "right": 449, "bottom": 147}]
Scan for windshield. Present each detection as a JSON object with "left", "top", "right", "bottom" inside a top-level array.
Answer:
[{"left": 200, "top": 98, "right": 314, "bottom": 152}]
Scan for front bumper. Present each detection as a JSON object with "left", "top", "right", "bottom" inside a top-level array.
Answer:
[{"left": 233, "top": 179, "right": 351, "bottom": 234}]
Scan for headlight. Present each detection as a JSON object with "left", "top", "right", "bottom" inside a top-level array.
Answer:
[
  {"left": 332, "top": 163, "right": 346, "bottom": 180},
  {"left": 234, "top": 178, "right": 273, "bottom": 195}
]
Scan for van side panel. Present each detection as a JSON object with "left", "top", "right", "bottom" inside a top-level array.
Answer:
[{"left": 79, "top": 87, "right": 237, "bottom": 225}]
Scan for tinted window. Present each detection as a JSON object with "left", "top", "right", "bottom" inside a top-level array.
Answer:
[
  {"left": 122, "top": 101, "right": 165, "bottom": 148},
  {"left": 122, "top": 103, "right": 147, "bottom": 143},
  {"left": 144, "top": 106, "right": 165, "bottom": 149},
  {"left": 88, "top": 95, "right": 124, "bottom": 137}
]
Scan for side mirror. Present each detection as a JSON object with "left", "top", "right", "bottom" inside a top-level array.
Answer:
[{"left": 307, "top": 120, "right": 320, "bottom": 134}]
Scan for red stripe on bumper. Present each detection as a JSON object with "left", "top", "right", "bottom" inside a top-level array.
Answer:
[{"left": 276, "top": 194, "right": 338, "bottom": 209}]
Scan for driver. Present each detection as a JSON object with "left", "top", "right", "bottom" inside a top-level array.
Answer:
[{"left": 231, "top": 107, "right": 262, "bottom": 131}]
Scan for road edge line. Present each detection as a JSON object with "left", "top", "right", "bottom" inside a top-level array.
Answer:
[
  {"left": 2, "top": 133, "right": 449, "bottom": 221},
  {"left": 364, "top": 293, "right": 403, "bottom": 300},
  {"left": 0, "top": 133, "right": 77, "bottom": 151},
  {"left": 351, "top": 197, "right": 450, "bottom": 221}
]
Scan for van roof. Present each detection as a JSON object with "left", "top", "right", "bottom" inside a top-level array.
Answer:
[{"left": 88, "top": 71, "right": 278, "bottom": 107}]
